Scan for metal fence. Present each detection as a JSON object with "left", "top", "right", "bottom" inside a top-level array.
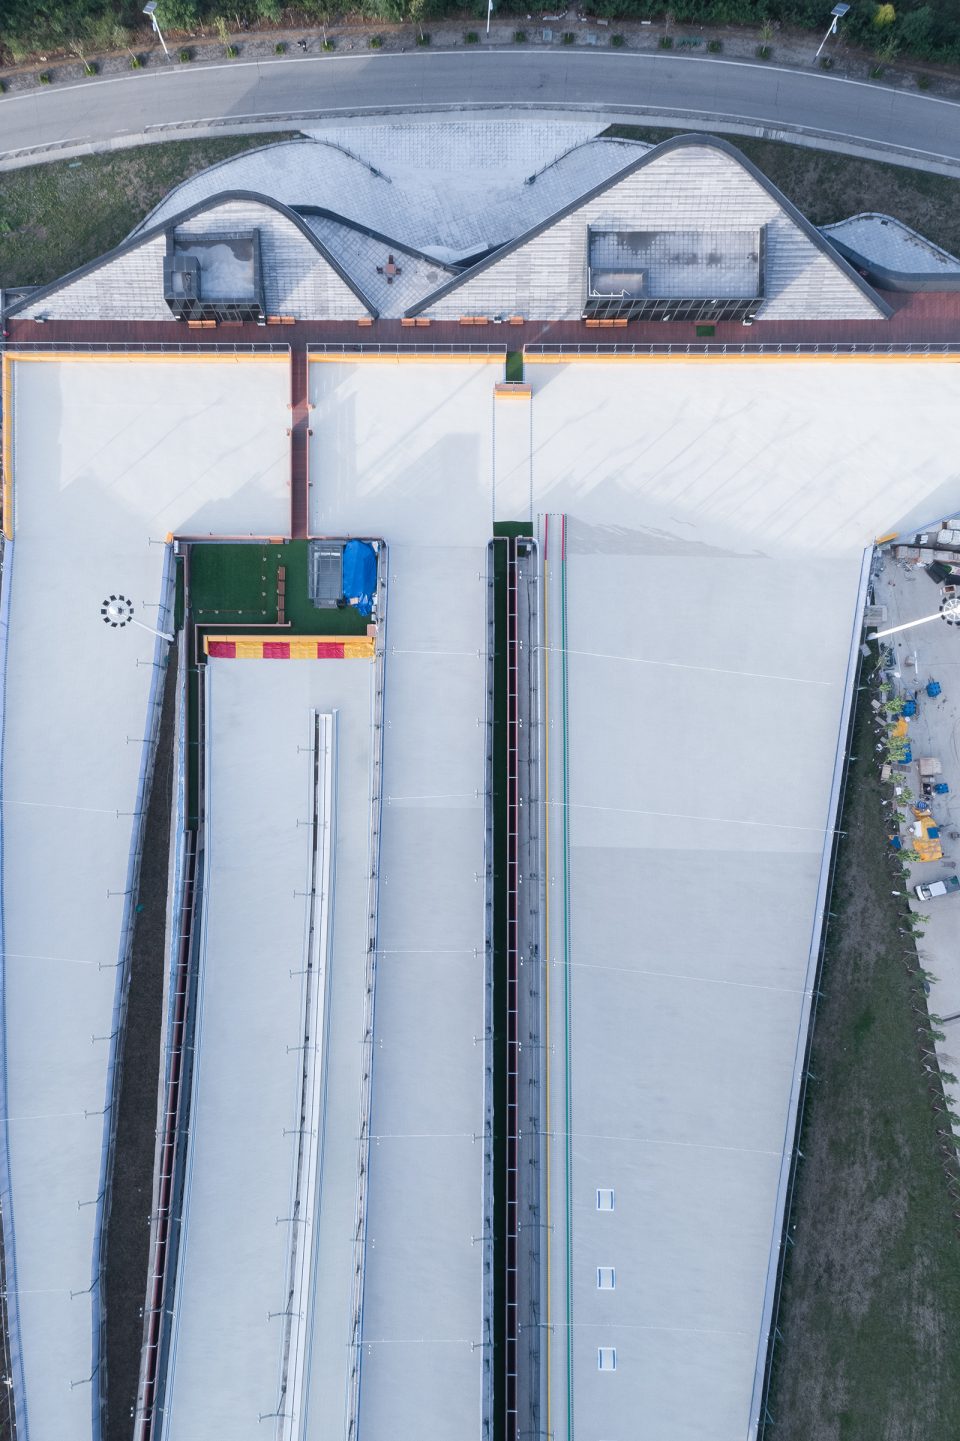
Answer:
[
  {"left": 1, "top": 341, "right": 289, "bottom": 357},
  {"left": 344, "top": 547, "right": 389, "bottom": 1441},
  {"left": 307, "top": 343, "right": 508, "bottom": 356},
  {"left": 525, "top": 341, "right": 960, "bottom": 357},
  {"left": 0, "top": 533, "right": 23, "bottom": 1441},
  {"left": 94, "top": 546, "right": 177, "bottom": 1441}
]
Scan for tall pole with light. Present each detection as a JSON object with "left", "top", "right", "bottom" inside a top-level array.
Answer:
[
  {"left": 143, "top": 1, "right": 170, "bottom": 59},
  {"left": 486, "top": 0, "right": 493, "bottom": 37},
  {"left": 815, "top": 2, "right": 850, "bottom": 60},
  {"left": 101, "top": 595, "right": 175, "bottom": 644}
]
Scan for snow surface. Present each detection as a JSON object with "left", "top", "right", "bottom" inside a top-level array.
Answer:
[{"left": 0, "top": 356, "right": 289, "bottom": 1441}]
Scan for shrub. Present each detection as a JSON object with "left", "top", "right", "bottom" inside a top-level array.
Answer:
[
  {"left": 322, "top": 37, "right": 335, "bottom": 49},
  {"left": 369, "top": 33, "right": 383, "bottom": 46},
  {"left": 917, "top": 72, "right": 931, "bottom": 89},
  {"left": 179, "top": 48, "right": 192, "bottom": 62},
  {"left": 659, "top": 33, "right": 673, "bottom": 48},
  {"left": 706, "top": 38, "right": 722, "bottom": 52},
  {"left": 214, "top": 15, "right": 230, "bottom": 44},
  {"left": 274, "top": 40, "right": 286, "bottom": 52},
  {"left": 611, "top": 33, "right": 625, "bottom": 46},
  {"left": 227, "top": 43, "right": 239, "bottom": 56},
  {"left": 416, "top": 31, "right": 430, "bottom": 45},
  {"left": 874, "top": 3, "right": 896, "bottom": 27},
  {"left": 869, "top": 62, "right": 884, "bottom": 76},
  {"left": 84, "top": 61, "right": 97, "bottom": 74},
  {"left": 465, "top": 30, "right": 479, "bottom": 42},
  {"left": 514, "top": 29, "right": 527, "bottom": 41},
  {"left": 156, "top": 0, "right": 199, "bottom": 26},
  {"left": 819, "top": 53, "right": 833, "bottom": 68},
  {"left": 755, "top": 43, "right": 771, "bottom": 58},
  {"left": 38, "top": 70, "right": 52, "bottom": 83},
  {"left": 130, "top": 53, "right": 143, "bottom": 66},
  {"left": 562, "top": 31, "right": 574, "bottom": 43},
  {"left": 0, "top": 79, "right": 5, "bottom": 92}
]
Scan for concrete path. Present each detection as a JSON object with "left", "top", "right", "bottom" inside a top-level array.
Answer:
[{"left": 2, "top": 52, "right": 960, "bottom": 170}]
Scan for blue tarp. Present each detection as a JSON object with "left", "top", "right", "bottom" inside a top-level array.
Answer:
[
  {"left": 903, "top": 699, "right": 917, "bottom": 717},
  {"left": 927, "top": 680, "right": 942, "bottom": 698},
  {"left": 342, "top": 540, "right": 377, "bottom": 617}
]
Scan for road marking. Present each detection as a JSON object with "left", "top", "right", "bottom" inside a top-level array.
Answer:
[{"left": 544, "top": 644, "right": 833, "bottom": 687}]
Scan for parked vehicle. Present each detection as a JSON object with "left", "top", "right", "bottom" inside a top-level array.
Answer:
[{"left": 915, "top": 875, "right": 960, "bottom": 900}]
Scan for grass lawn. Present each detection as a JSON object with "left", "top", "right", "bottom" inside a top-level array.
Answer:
[
  {"left": 0, "top": 134, "right": 297, "bottom": 290},
  {"left": 188, "top": 541, "right": 370, "bottom": 636},
  {"left": 604, "top": 127, "right": 960, "bottom": 258},
  {"left": 763, "top": 693, "right": 960, "bottom": 1440}
]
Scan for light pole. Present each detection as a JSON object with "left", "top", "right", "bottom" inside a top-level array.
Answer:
[
  {"left": 815, "top": 2, "right": 850, "bottom": 61},
  {"left": 143, "top": 1, "right": 170, "bottom": 59},
  {"left": 101, "top": 595, "right": 175, "bottom": 644},
  {"left": 868, "top": 593, "right": 960, "bottom": 643}
]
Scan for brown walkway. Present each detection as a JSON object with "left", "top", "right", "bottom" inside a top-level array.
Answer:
[{"left": 4, "top": 289, "right": 960, "bottom": 351}]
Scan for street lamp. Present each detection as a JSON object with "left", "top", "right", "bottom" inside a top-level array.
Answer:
[
  {"left": 815, "top": 2, "right": 850, "bottom": 61},
  {"left": 868, "top": 592, "right": 960, "bottom": 643},
  {"left": 101, "top": 594, "right": 175, "bottom": 644},
  {"left": 143, "top": 2, "right": 170, "bottom": 59}
]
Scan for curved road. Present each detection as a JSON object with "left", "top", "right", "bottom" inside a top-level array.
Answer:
[{"left": 1, "top": 50, "right": 960, "bottom": 167}]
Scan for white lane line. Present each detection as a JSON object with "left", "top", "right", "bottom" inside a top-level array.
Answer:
[
  {"left": 0, "top": 47, "right": 957, "bottom": 119},
  {"left": 554, "top": 799, "right": 833, "bottom": 836},
  {"left": 543, "top": 643, "right": 832, "bottom": 687}
]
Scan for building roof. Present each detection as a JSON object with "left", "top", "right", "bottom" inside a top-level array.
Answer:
[
  {"left": 4, "top": 132, "right": 913, "bottom": 328},
  {"left": 820, "top": 212, "right": 960, "bottom": 294},
  {"left": 407, "top": 134, "right": 890, "bottom": 321},
  {"left": 0, "top": 353, "right": 292, "bottom": 1441},
  {"left": 5, "top": 192, "right": 376, "bottom": 322},
  {"left": 132, "top": 124, "right": 648, "bottom": 263}
]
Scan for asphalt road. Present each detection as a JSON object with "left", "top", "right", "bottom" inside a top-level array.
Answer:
[{"left": 1, "top": 50, "right": 960, "bottom": 167}]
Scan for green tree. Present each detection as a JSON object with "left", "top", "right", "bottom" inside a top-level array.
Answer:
[
  {"left": 874, "top": 3, "right": 896, "bottom": 27},
  {"left": 156, "top": 0, "right": 200, "bottom": 30}
]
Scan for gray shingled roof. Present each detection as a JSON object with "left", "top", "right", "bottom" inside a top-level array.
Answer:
[
  {"left": 821, "top": 213, "right": 960, "bottom": 276},
  {"left": 9, "top": 194, "right": 374, "bottom": 322},
  {"left": 132, "top": 125, "right": 650, "bottom": 262},
  {"left": 409, "top": 136, "right": 889, "bottom": 322},
  {"left": 299, "top": 213, "right": 455, "bottom": 316}
]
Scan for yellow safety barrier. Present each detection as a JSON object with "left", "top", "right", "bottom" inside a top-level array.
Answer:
[
  {"left": 526, "top": 352, "right": 960, "bottom": 366},
  {"left": 204, "top": 634, "right": 375, "bottom": 660},
  {"left": 5, "top": 351, "right": 285, "bottom": 366},
  {"left": 2, "top": 353, "right": 12, "bottom": 540},
  {"left": 308, "top": 352, "right": 504, "bottom": 365}
]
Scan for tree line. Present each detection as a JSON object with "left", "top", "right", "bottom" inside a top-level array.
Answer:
[{"left": 3, "top": 0, "right": 960, "bottom": 68}]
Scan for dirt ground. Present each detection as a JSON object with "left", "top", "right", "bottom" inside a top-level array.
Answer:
[{"left": 765, "top": 692, "right": 960, "bottom": 1441}]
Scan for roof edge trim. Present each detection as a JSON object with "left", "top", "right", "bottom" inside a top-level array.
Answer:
[{"left": 295, "top": 207, "right": 461, "bottom": 276}]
